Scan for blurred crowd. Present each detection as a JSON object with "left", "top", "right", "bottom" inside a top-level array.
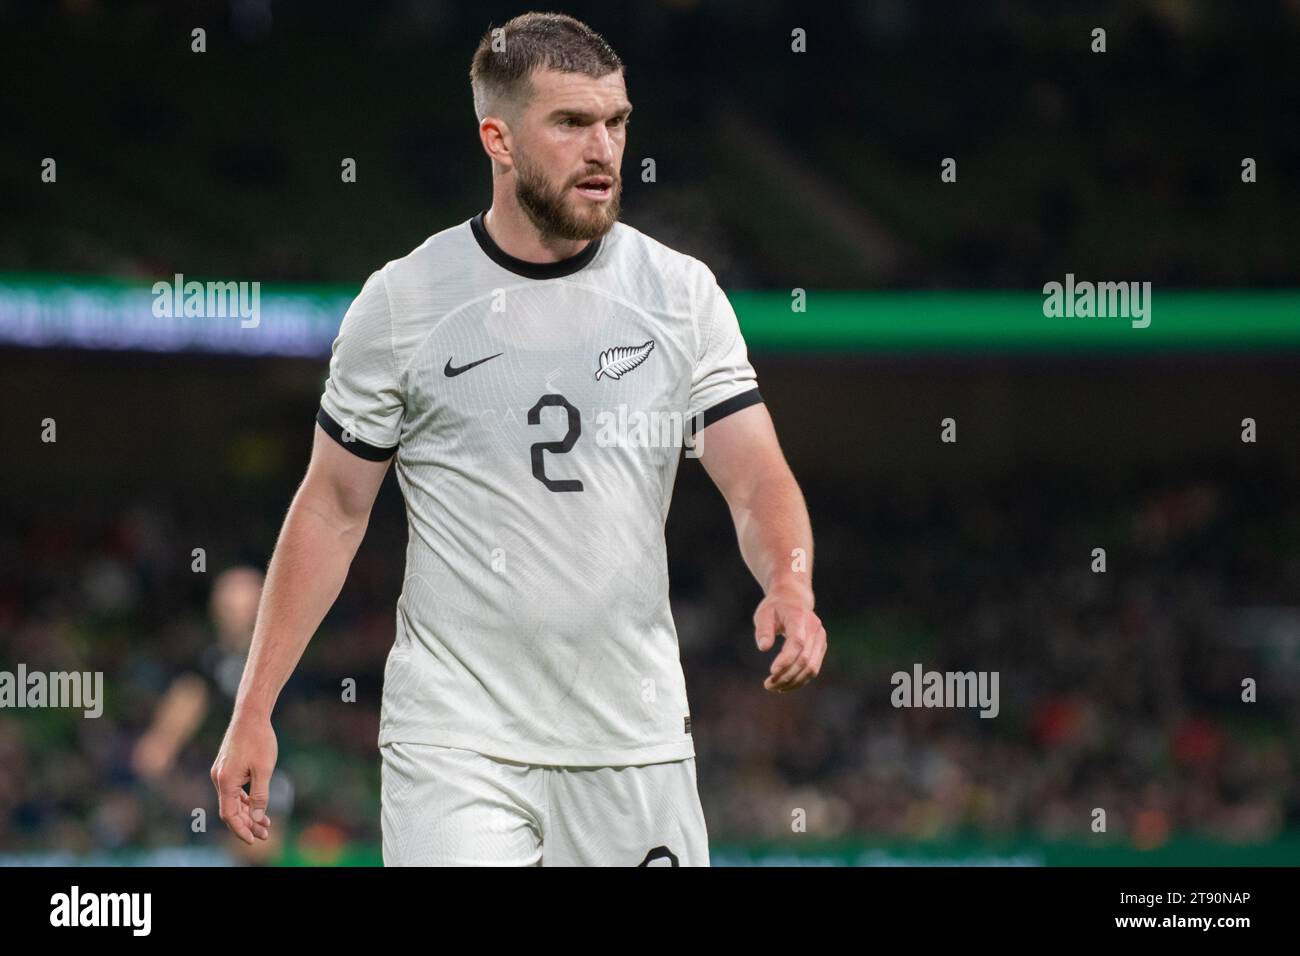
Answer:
[
  {"left": 686, "top": 469, "right": 1300, "bottom": 845},
  {"left": 1, "top": 460, "right": 1296, "bottom": 860},
  {"left": 2, "top": 1, "right": 1297, "bottom": 289}
]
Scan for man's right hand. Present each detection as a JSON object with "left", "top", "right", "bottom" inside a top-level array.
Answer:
[{"left": 210, "top": 715, "right": 278, "bottom": 844}]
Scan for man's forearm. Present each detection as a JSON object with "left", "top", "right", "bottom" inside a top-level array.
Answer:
[
  {"left": 728, "top": 469, "right": 814, "bottom": 607},
  {"left": 232, "top": 489, "right": 368, "bottom": 722}
]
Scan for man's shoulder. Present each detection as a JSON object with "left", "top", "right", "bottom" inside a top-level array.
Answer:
[
  {"left": 604, "top": 221, "right": 719, "bottom": 317},
  {"left": 377, "top": 216, "right": 477, "bottom": 288},
  {"left": 607, "top": 220, "right": 714, "bottom": 283}
]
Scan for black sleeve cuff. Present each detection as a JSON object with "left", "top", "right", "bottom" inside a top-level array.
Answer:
[
  {"left": 316, "top": 407, "right": 398, "bottom": 461},
  {"left": 695, "top": 386, "right": 763, "bottom": 431}
]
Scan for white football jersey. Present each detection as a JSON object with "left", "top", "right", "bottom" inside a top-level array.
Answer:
[{"left": 318, "top": 211, "right": 762, "bottom": 766}]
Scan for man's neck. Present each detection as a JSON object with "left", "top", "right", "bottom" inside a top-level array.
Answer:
[{"left": 483, "top": 201, "right": 591, "bottom": 264}]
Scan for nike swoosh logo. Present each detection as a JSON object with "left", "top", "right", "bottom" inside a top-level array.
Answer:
[{"left": 444, "top": 353, "right": 503, "bottom": 377}]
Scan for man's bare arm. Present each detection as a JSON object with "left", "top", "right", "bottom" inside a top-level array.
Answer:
[
  {"left": 697, "top": 402, "right": 826, "bottom": 692},
  {"left": 211, "top": 424, "right": 392, "bottom": 842},
  {"left": 233, "top": 424, "right": 392, "bottom": 721}
]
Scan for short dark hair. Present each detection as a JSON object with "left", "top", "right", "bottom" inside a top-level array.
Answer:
[{"left": 469, "top": 12, "right": 623, "bottom": 123}]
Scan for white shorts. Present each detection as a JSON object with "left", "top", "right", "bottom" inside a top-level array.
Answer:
[{"left": 380, "top": 742, "right": 710, "bottom": 866}]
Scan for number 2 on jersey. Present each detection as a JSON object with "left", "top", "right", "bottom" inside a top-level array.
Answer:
[{"left": 528, "top": 393, "right": 583, "bottom": 492}]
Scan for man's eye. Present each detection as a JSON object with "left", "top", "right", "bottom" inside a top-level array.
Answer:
[{"left": 561, "top": 117, "right": 581, "bottom": 127}]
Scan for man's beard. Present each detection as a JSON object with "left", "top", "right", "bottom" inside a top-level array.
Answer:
[{"left": 514, "top": 150, "right": 621, "bottom": 242}]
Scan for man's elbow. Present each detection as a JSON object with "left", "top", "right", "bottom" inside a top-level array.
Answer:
[{"left": 292, "top": 479, "right": 372, "bottom": 544}]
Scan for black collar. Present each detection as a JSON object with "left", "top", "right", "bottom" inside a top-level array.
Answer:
[{"left": 470, "top": 210, "right": 604, "bottom": 280}]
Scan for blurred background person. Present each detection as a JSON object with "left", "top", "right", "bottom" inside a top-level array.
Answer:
[{"left": 133, "top": 566, "right": 293, "bottom": 864}]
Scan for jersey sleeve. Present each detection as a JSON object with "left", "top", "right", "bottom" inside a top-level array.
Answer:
[
  {"left": 316, "top": 267, "right": 404, "bottom": 460},
  {"left": 686, "top": 268, "right": 763, "bottom": 428}
]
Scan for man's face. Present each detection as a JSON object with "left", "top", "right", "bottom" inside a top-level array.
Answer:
[{"left": 509, "top": 67, "right": 631, "bottom": 241}]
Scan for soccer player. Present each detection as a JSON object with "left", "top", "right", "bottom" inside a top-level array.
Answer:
[{"left": 211, "top": 11, "right": 825, "bottom": 866}]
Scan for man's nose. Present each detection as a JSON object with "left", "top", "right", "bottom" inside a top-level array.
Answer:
[{"left": 584, "top": 125, "right": 616, "bottom": 167}]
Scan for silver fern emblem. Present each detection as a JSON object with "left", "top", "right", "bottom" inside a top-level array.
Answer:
[{"left": 594, "top": 340, "right": 655, "bottom": 380}]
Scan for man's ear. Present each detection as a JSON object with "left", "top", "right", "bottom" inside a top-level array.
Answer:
[{"left": 480, "top": 116, "right": 514, "bottom": 170}]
